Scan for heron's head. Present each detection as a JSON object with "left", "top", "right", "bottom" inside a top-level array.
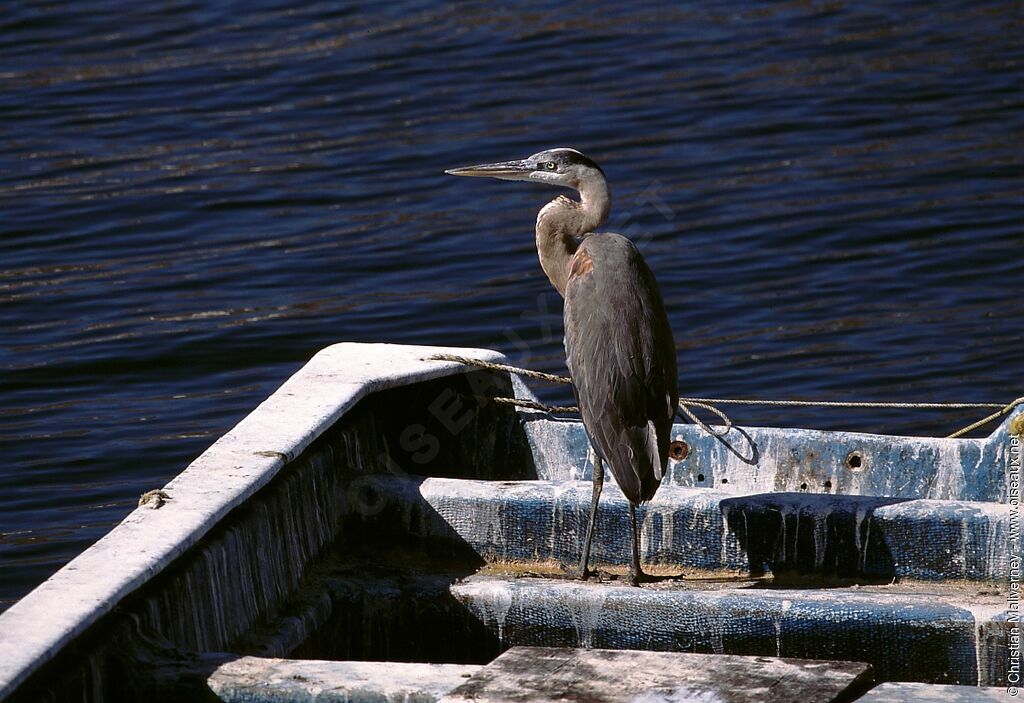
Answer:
[{"left": 445, "top": 147, "right": 604, "bottom": 192}]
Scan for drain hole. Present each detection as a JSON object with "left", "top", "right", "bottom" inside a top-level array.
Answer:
[
  {"left": 721, "top": 478, "right": 728, "bottom": 485},
  {"left": 800, "top": 482, "right": 808, "bottom": 490},
  {"left": 669, "top": 440, "right": 689, "bottom": 461},
  {"left": 824, "top": 480, "right": 832, "bottom": 489},
  {"left": 846, "top": 450, "right": 865, "bottom": 471},
  {"left": 697, "top": 473, "right": 705, "bottom": 482}
]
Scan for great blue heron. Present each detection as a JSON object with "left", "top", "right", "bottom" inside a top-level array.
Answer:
[{"left": 446, "top": 148, "right": 679, "bottom": 585}]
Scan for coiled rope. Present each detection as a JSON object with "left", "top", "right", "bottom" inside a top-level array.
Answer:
[{"left": 425, "top": 353, "right": 1023, "bottom": 439}]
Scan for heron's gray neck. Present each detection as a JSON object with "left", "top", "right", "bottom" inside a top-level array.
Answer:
[{"left": 534, "top": 179, "right": 610, "bottom": 296}]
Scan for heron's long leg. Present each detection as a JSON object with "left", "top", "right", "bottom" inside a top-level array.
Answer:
[
  {"left": 628, "top": 502, "right": 646, "bottom": 586},
  {"left": 578, "top": 455, "right": 604, "bottom": 580}
]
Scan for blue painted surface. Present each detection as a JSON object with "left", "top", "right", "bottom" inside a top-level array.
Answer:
[
  {"left": 444, "top": 575, "right": 1003, "bottom": 685},
  {"left": 526, "top": 407, "right": 1023, "bottom": 503},
  {"left": 360, "top": 474, "right": 1013, "bottom": 581},
  {"left": 509, "top": 408, "right": 1022, "bottom": 583}
]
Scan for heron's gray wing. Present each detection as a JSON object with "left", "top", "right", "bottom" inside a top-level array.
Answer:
[{"left": 564, "top": 234, "right": 678, "bottom": 504}]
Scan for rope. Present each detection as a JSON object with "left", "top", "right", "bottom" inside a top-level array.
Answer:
[
  {"left": 138, "top": 489, "right": 171, "bottom": 509},
  {"left": 490, "top": 396, "right": 580, "bottom": 414},
  {"left": 429, "top": 354, "right": 572, "bottom": 385},
  {"left": 677, "top": 397, "right": 1007, "bottom": 410},
  {"left": 946, "top": 397, "right": 1024, "bottom": 439},
  {"left": 425, "top": 354, "right": 1022, "bottom": 438},
  {"left": 669, "top": 399, "right": 731, "bottom": 438},
  {"left": 428, "top": 353, "right": 735, "bottom": 435}
]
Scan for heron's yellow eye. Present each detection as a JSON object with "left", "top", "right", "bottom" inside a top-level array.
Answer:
[{"left": 546, "top": 161, "right": 557, "bottom": 170}]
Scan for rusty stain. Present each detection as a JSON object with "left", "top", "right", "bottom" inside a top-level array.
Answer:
[{"left": 669, "top": 440, "right": 689, "bottom": 462}]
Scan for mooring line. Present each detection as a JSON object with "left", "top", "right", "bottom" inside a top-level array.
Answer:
[
  {"left": 425, "top": 353, "right": 1021, "bottom": 438},
  {"left": 946, "top": 398, "right": 1024, "bottom": 439}
]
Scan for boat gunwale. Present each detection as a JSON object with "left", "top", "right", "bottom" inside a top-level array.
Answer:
[{"left": 0, "top": 342, "right": 508, "bottom": 700}]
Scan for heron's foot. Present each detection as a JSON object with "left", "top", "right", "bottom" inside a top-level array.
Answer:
[
  {"left": 627, "top": 567, "right": 654, "bottom": 587},
  {"left": 578, "top": 567, "right": 617, "bottom": 582}
]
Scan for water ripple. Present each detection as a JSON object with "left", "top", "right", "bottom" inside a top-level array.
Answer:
[{"left": 1, "top": 0, "right": 1021, "bottom": 609}]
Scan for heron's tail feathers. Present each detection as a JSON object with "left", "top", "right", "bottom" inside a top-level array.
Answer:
[{"left": 605, "top": 422, "right": 666, "bottom": 504}]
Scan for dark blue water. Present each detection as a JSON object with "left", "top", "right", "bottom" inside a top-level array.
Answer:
[{"left": 1, "top": 0, "right": 1021, "bottom": 610}]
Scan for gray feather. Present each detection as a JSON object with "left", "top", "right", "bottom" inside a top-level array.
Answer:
[{"left": 564, "top": 233, "right": 678, "bottom": 504}]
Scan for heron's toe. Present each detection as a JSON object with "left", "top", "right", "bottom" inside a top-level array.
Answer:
[{"left": 627, "top": 568, "right": 654, "bottom": 587}]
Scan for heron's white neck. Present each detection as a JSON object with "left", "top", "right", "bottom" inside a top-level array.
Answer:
[{"left": 535, "top": 177, "right": 610, "bottom": 296}]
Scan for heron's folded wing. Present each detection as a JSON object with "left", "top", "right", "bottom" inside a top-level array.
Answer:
[{"left": 564, "top": 235, "right": 677, "bottom": 503}]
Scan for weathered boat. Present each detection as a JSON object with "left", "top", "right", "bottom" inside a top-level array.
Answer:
[{"left": 0, "top": 343, "right": 1018, "bottom": 701}]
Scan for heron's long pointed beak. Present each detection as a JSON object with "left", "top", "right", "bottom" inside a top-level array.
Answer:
[{"left": 444, "top": 159, "right": 533, "bottom": 181}]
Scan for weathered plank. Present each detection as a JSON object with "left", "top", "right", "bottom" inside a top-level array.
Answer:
[
  {"left": 438, "top": 646, "right": 872, "bottom": 703},
  {"left": 855, "top": 682, "right": 1009, "bottom": 702},
  {"left": 441, "top": 574, "right": 1006, "bottom": 685},
  {"left": 208, "top": 656, "right": 480, "bottom": 703}
]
